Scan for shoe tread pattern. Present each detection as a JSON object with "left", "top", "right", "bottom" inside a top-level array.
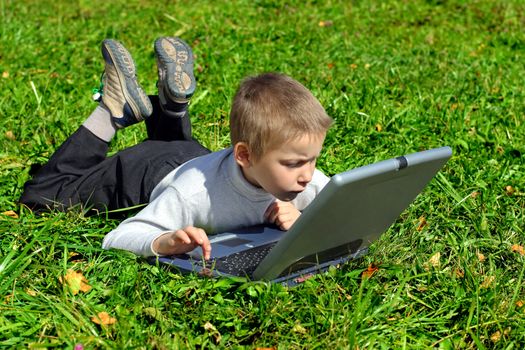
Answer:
[{"left": 101, "top": 39, "right": 152, "bottom": 128}]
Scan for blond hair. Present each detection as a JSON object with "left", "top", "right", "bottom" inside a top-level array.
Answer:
[{"left": 230, "top": 73, "right": 332, "bottom": 159}]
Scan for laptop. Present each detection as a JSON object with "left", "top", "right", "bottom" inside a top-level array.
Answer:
[{"left": 150, "top": 146, "right": 452, "bottom": 285}]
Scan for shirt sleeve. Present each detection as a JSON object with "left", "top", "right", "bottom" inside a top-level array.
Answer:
[{"left": 102, "top": 186, "right": 192, "bottom": 256}]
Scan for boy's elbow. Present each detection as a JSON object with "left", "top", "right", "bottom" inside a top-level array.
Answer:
[
  {"left": 101, "top": 232, "right": 114, "bottom": 250},
  {"left": 101, "top": 229, "right": 158, "bottom": 257},
  {"left": 101, "top": 228, "right": 125, "bottom": 251}
]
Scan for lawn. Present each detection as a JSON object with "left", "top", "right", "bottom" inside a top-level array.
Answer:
[{"left": 1, "top": 0, "right": 524, "bottom": 348}]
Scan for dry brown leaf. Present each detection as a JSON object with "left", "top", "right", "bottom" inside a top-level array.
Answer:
[
  {"left": 490, "top": 330, "right": 501, "bottom": 343},
  {"left": 477, "top": 252, "right": 486, "bottom": 262},
  {"left": 362, "top": 264, "right": 379, "bottom": 279},
  {"left": 511, "top": 244, "right": 525, "bottom": 256},
  {"left": 59, "top": 269, "right": 91, "bottom": 295},
  {"left": 454, "top": 268, "right": 465, "bottom": 278},
  {"left": 67, "top": 251, "right": 84, "bottom": 262},
  {"left": 204, "top": 321, "right": 216, "bottom": 331},
  {"left": 350, "top": 63, "right": 358, "bottom": 69},
  {"left": 505, "top": 185, "right": 515, "bottom": 195},
  {"left": 2, "top": 210, "right": 18, "bottom": 219},
  {"left": 91, "top": 311, "right": 116, "bottom": 325},
  {"left": 203, "top": 321, "right": 222, "bottom": 343},
  {"left": 327, "top": 63, "right": 335, "bottom": 69},
  {"left": 470, "top": 191, "right": 480, "bottom": 198},
  {"left": 318, "top": 20, "right": 333, "bottom": 27},
  {"left": 481, "top": 275, "right": 495, "bottom": 289},
  {"left": 68, "top": 252, "right": 88, "bottom": 264},
  {"left": 516, "top": 300, "right": 524, "bottom": 308},
  {"left": 5, "top": 131, "right": 15, "bottom": 140},
  {"left": 416, "top": 216, "right": 427, "bottom": 231},
  {"left": 428, "top": 252, "right": 441, "bottom": 268}
]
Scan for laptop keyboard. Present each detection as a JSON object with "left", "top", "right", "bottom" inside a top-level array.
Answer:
[{"left": 204, "top": 242, "right": 277, "bottom": 277}]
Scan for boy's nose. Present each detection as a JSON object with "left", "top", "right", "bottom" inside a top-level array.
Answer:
[{"left": 298, "top": 165, "right": 314, "bottom": 185}]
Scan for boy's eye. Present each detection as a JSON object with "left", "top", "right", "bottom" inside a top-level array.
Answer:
[
  {"left": 282, "top": 161, "right": 301, "bottom": 168},
  {"left": 283, "top": 161, "right": 307, "bottom": 168},
  {"left": 282, "top": 158, "right": 317, "bottom": 168}
]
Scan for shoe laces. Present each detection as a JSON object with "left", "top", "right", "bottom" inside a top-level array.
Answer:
[{"left": 91, "top": 72, "right": 105, "bottom": 102}]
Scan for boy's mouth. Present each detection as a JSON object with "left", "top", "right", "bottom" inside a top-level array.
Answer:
[{"left": 280, "top": 190, "right": 303, "bottom": 201}]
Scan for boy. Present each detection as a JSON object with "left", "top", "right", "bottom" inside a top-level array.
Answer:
[{"left": 20, "top": 37, "right": 333, "bottom": 260}]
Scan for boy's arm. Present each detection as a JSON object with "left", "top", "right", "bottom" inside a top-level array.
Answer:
[{"left": 102, "top": 186, "right": 206, "bottom": 257}]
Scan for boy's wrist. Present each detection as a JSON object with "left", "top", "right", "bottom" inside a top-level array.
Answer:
[{"left": 150, "top": 231, "right": 173, "bottom": 256}]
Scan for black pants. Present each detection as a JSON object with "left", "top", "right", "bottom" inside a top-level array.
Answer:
[{"left": 19, "top": 96, "right": 210, "bottom": 212}]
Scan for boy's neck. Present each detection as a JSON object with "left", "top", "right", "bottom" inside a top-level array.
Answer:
[{"left": 238, "top": 163, "right": 261, "bottom": 188}]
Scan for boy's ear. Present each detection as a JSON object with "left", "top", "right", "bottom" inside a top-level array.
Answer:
[{"left": 233, "top": 142, "right": 252, "bottom": 168}]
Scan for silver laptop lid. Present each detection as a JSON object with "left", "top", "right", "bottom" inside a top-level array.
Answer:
[{"left": 253, "top": 146, "right": 452, "bottom": 280}]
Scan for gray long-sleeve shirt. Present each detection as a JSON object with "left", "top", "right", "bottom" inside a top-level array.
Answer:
[{"left": 102, "top": 147, "right": 329, "bottom": 256}]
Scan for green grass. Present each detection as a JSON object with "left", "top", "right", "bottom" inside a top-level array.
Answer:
[{"left": 1, "top": 0, "right": 525, "bottom": 348}]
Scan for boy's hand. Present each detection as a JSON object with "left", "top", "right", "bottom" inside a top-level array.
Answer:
[
  {"left": 153, "top": 226, "right": 211, "bottom": 259},
  {"left": 264, "top": 201, "right": 301, "bottom": 231}
]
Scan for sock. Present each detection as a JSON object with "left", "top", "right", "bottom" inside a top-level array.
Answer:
[
  {"left": 158, "top": 86, "right": 189, "bottom": 116},
  {"left": 159, "top": 103, "right": 192, "bottom": 140},
  {"left": 160, "top": 106, "right": 188, "bottom": 119},
  {"left": 82, "top": 104, "right": 117, "bottom": 142}
]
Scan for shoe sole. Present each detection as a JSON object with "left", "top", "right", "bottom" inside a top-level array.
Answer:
[
  {"left": 154, "top": 37, "right": 196, "bottom": 101},
  {"left": 101, "top": 39, "right": 152, "bottom": 127}
]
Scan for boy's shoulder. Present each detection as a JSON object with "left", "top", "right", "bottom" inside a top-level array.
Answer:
[
  {"left": 151, "top": 148, "right": 234, "bottom": 199},
  {"left": 176, "top": 147, "right": 233, "bottom": 175}
]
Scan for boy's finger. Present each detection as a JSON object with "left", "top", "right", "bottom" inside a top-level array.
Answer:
[
  {"left": 184, "top": 226, "right": 205, "bottom": 244},
  {"left": 266, "top": 204, "right": 284, "bottom": 223},
  {"left": 193, "top": 229, "right": 211, "bottom": 260},
  {"left": 201, "top": 235, "right": 212, "bottom": 260},
  {"left": 184, "top": 227, "right": 212, "bottom": 259},
  {"left": 174, "top": 230, "right": 192, "bottom": 244}
]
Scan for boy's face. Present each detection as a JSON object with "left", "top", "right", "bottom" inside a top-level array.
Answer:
[{"left": 237, "top": 132, "right": 326, "bottom": 201}]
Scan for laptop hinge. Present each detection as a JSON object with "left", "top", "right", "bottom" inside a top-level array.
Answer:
[{"left": 396, "top": 156, "right": 408, "bottom": 169}]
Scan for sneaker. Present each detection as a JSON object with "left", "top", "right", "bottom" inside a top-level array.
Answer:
[
  {"left": 100, "top": 39, "right": 153, "bottom": 129},
  {"left": 154, "top": 37, "right": 196, "bottom": 105}
]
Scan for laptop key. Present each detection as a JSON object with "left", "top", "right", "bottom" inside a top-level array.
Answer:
[{"left": 204, "top": 242, "right": 277, "bottom": 277}]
